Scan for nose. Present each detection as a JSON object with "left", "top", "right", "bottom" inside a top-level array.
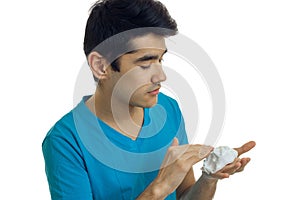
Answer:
[{"left": 151, "top": 63, "right": 167, "bottom": 84}]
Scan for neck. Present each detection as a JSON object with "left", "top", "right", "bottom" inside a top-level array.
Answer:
[{"left": 87, "top": 85, "right": 144, "bottom": 140}]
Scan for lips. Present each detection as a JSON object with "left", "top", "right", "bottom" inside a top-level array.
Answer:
[{"left": 147, "top": 87, "right": 160, "bottom": 95}]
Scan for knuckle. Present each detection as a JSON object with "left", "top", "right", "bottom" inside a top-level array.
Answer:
[
  {"left": 191, "top": 154, "right": 201, "bottom": 162},
  {"left": 167, "top": 148, "right": 172, "bottom": 154},
  {"left": 169, "top": 150, "right": 177, "bottom": 157},
  {"left": 167, "top": 148, "right": 175, "bottom": 156},
  {"left": 176, "top": 160, "right": 188, "bottom": 171}
]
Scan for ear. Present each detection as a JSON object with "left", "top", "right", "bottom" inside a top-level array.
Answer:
[{"left": 88, "top": 51, "right": 109, "bottom": 81}]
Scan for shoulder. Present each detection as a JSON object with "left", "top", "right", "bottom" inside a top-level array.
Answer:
[
  {"left": 42, "top": 98, "right": 94, "bottom": 154},
  {"left": 44, "top": 111, "right": 75, "bottom": 139},
  {"left": 42, "top": 109, "right": 80, "bottom": 152}
]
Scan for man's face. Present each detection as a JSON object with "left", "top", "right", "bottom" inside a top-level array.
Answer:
[{"left": 109, "top": 33, "right": 167, "bottom": 108}]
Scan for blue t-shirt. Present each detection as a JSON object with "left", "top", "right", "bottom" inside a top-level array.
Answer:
[{"left": 42, "top": 93, "right": 189, "bottom": 200}]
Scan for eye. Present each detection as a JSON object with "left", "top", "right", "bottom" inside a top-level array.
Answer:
[{"left": 140, "top": 65, "right": 150, "bottom": 70}]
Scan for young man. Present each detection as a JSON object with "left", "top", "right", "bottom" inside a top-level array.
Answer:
[{"left": 42, "top": 0, "right": 256, "bottom": 199}]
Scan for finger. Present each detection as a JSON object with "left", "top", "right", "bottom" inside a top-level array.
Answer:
[
  {"left": 181, "top": 147, "right": 211, "bottom": 161},
  {"left": 240, "top": 157, "right": 251, "bottom": 167},
  {"left": 219, "top": 162, "right": 241, "bottom": 175},
  {"left": 183, "top": 151, "right": 206, "bottom": 166},
  {"left": 183, "top": 144, "right": 212, "bottom": 150},
  {"left": 232, "top": 161, "right": 242, "bottom": 173},
  {"left": 171, "top": 137, "right": 179, "bottom": 146},
  {"left": 162, "top": 145, "right": 207, "bottom": 167},
  {"left": 164, "top": 144, "right": 213, "bottom": 167},
  {"left": 163, "top": 150, "right": 206, "bottom": 170},
  {"left": 234, "top": 141, "right": 256, "bottom": 156},
  {"left": 236, "top": 157, "right": 251, "bottom": 172},
  {"left": 213, "top": 172, "right": 230, "bottom": 179},
  {"left": 217, "top": 158, "right": 240, "bottom": 173},
  {"left": 183, "top": 145, "right": 213, "bottom": 160},
  {"left": 171, "top": 144, "right": 212, "bottom": 156},
  {"left": 198, "top": 146, "right": 214, "bottom": 159},
  {"left": 226, "top": 161, "right": 241, "bottom": 174},
  {"left": 173, "top": 147, "right": 213, "bottom": 167}
]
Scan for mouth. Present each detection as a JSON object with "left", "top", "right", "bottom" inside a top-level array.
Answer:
[{"left": 147, "top": 87, "right": 160, "bottom": 95}]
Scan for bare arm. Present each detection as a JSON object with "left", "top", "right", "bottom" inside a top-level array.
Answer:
[
  {"left": 178, "top": 141, "right": 256, "bottom": 199},
  {"left": 136, "top": 171, "right": 217, "bottom": 200},
  {"left": 177, "top": 169, "right": 218, "bottom": 200},
  {"left": 137, "top": 140, "right": 256, "bottom": 199},
  {"left": 136, "top": 138, "right": 213, "bottom": 199}
]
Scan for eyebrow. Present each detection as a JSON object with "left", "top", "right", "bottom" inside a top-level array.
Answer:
[{"left": 133, "top": 49, "right": 168, "bottom": 64}]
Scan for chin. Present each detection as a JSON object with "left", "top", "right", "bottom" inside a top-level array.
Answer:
[
  {"left": 131, "top": 97, "right": 158, "bottom": 108},
  {"left": 143, "top": 102, "right": 157, "bottom": 108},
  {"left": 144, "top": 96, "right": 159, "bottom": 108}
]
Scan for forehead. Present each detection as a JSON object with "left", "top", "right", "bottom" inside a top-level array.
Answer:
[
  {"left": 129, "top": 33, "right": 167, "bottom": 52},
  {"left": 118, "top": 34, "right": 167, "bottom": 61},
  {"left": 110, "top": 34, "right": 167, "bottom": 70}
]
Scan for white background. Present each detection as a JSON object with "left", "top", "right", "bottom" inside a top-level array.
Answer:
[{"left": 0, "top": 0, "right": 299, "bottom": 199}]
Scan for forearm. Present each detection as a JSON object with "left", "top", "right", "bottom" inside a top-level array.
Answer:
[
  {"left": 136, "top": 178, "right": 170, "bottom": 200},
  {"left": 179, "top": 173, "right": 218, "bottom": 200}
]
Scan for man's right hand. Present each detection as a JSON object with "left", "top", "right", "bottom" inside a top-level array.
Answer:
[{"left": 153, "top": 138, "right": 213, "bottom": 197}]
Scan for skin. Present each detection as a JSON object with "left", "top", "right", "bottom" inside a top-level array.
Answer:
[
  {"left": 86, "top": 33, "right": 167, "bottom": 139},
  {"left": 178, "top": 140, "right": 256, "bottom": 200},
  {"left": 85, "top": 33, "right": 256, "bottom": 199}
]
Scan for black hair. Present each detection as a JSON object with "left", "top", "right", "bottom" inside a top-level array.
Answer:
[{"left": 83, "top": 0, "right": 178, "bottom": 72}]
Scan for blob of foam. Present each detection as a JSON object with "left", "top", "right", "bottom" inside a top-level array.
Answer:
[{"left": 202, "top": 146, "right": 238, "bottom": 174}]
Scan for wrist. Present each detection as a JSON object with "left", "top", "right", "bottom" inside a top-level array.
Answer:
[
  {"left": 201, "top": 172, "right": 219, "bottom": 183},
  {"left": 137, "top": 178, "right": 169, "bottom": 200},
  {"left": 151, "top": 178, "right": 170, "bottom": 199}
]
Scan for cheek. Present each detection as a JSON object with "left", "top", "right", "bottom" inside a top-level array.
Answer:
[
  {"left": 129, "top": 69, "right": 152, "bottom": 84},
  {"left": 118, "top": 67, "right": 152, "bottom": 90},
  {"left": 130, "top": 85, "right": 147, "bottom": 100},
  {"left": 129, "top": 89, "right": 158, "bottom": 108},
  {"left": 112, "top": 68, "right": 152, "bottom": 102}
]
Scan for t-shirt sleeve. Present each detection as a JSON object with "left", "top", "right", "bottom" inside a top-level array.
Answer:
[{"left": 42, "top": 128, "right": 93, "bottom": 200}]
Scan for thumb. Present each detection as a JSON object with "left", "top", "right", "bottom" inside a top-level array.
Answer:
[
  {"left": 234, "top": 141, "right": 256, "bottom": 157},
  {"left": 171, "top": 137, "right": 179, "bottom": 146}
]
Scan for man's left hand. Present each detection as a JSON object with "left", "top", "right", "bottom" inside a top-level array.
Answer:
[{"left": 205, "top": 141, "right": 256, "bottom": 179}]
